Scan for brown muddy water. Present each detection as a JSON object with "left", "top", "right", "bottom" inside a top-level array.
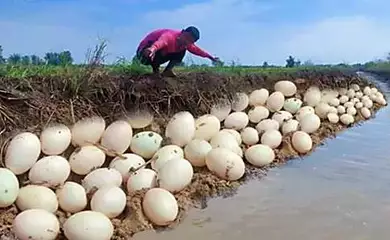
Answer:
[{"left": 134, "top": 73, "right": 390, "bottom": 240}]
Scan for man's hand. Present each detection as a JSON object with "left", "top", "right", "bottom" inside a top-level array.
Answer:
[
  {"left": 144, "top": 47, "right": 156, "bottom": 60},
  {"left": 210, "top": 56, "right": 223, "bottom": 65}
]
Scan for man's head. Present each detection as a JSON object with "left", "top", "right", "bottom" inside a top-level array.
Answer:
[{"left": 177, "top": 26, "right": 200, "bottom": 47}]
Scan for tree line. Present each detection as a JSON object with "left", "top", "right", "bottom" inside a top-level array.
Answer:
[{"left": 0, "top": 45, "right": 73, "bottom": 66}]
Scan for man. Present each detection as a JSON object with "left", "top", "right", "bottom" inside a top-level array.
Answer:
[{"left": 135, "top": 26, "right": 220, "bottom": 77}]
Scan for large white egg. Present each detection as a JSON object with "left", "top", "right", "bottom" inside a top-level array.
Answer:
[
  {"left": 224, "top": 112, "right": 249, "bottom": 130},
  {"left": 260, "top": 129, "right": 282, "bottom": 149},
  {"left": 363, "top": 86, "right": 371, "bottom": 95},
  {"left": 249, "top": 88, "right": 269, "bottom": 106},
  {"left": 347, "top": 106, "right": 357, "bottom": 116},
  {"left": 231, "top": 92, "right": 249, "bottom": 112},
  {"left": 184, "top": 139, "right": 212, "bottom": 167},
  {"left": 130, "top": 131, "right": 163, "bottom": 159},
  {"left": 362, "top": 98, "right": 373, "bottom": 108},
  {"left": 240, "top": 127, "right": 259, "bottom": 146},
  {"left": 219, "top": 129, "right": 242, "bottom": 145},
  {"left": 100, "top": 120, "right": 133, "bottom": 156},
  {"left": 71, "top": 116, "right": 106, "bottom": 147},
  {"left": 291, "top": 131, "right": 312, "bottom": 154},
  {"left": 274, "top": 80, "right": 297, "bottom": 97},
  {"left": 340, "top": 114, "right": 354, "bottom": 125},
  {"left": 321, "top": 89, "right": 339, "bottom": 104},
  {"left": 344, "top": 101, "right": 354, "bottom": 108},
  {"left": 337, "top": 105, "right": 346, "bottom": 114},
  {"left": 281, "top": 119, "right": 299, "bottom": 135},
  {"left": 81, "top": 168, "right": 122, "bottom": 194},
  {"left": 126, "top": 168, "right": 157, "bottom": 192},
  {"left": 56, "top": 181, "right": 87, "bottom": 213},
  {"left": 151, "top": 145, "right": 184, "bottom": 171},
  {"left": 244, "top": 144, "right": 275, "bottom": 167},
  {"left": 5, "top": 132, "right": 41, "bottom": 175},
  {"left": 295, "top": 106, "right": 315, "bottom": 121},
  {"left": 40, "top": 123, "right": 71, "bottom": 155},
  {"left": 13, "top": 209, "right": 60, "bottom": 240},
  {"left": 28, "top": 155, "right": 71, "bottom": 187},
  {"left": 283, "top": 98, "right": 303, "bottom": 114},
  {"left": 327, "top": 113, "right": 339, "bottom": 124},
  {"left": 371, "top": 87, "right": 378, "bottom": 94},
  {"left": 0, "top": 168, "right": 19, "bottom": 208},
  {"left": 328, "top": 106, "right": 338, "bottom": 114},
  {"left": 210, "top": 99, "right": 231, "bottom": 121},
  {"left": 165, "top": 111, "right": 195, "bottom": 147},
  {"left": 90, "top": 186, "right": 127, "bottom": 218},
  {"left": 266, "top": 91, "right": 285, "bottom": 112},
  {"left": 339, "top": 95, "right": 349, "bottom": 104},
  {"left": 210, "top": 131, "right": 242, "bottom": 157},
  {"left": 205, "top": 148, "right": 245, "bottom": 181},
  {"left": 16, "top": 185, "right": 58, "bottom": 213},
  {"left": 355, "top": 102, "right": 364, "bottom": 109},
  {"left": 142, "top": 188, "right": 178, "bottom": 226},
  {"left": 347, "top": 89, "right": 356, "bottom": 99},
  {"left": 127, "top": 108, "right": 154, "bottom": 129},
  {"left": 303, "top": 86, "right": 321, "bottom": 106},
  {"left": 272, "top": 111, "right": 293, "bottom": 126},
  {"left": 109, "top": 153, "right": 146, "bottom": 182},
  {"left": 329, "top": 98, "right": 340, "bottom": 107},
  {"left": 157, "top": 158, "right": 193, "bottom": 193},
  {"left": 248, "top": 106, "right": 269, "bottom": 123},
  {"left": 69, "top": 145, "right": 106, "bottom": 175},
  {"left": 255, "top": 119, "right": 280, "bottom": 134},
  {"left": 194, "top": 114, "right": 220, "bottom": 141},
  {"left": 63, "top": 211, "right": 114, "bottom": 240},
  {"left": 299, "top": 113, "right": 321, "bottom": 134},
  {"left": 360, "top": 107, "right": 371, "bottom": 119},
  {"left": 314, "top": 102, "right": 330, "bottom": 119}
]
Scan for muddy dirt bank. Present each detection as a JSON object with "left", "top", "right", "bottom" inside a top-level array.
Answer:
[{"left": 0, "top": 69, "right": 384, "bottom": 239}]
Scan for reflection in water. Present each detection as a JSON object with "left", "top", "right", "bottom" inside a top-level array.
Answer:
[{"left": 135, "top": 73, "right": 390, "bottom": 240}]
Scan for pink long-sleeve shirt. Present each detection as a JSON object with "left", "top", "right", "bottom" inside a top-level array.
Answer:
[{"left": 137, "top": 29, "right": 213, "bottom": 59}]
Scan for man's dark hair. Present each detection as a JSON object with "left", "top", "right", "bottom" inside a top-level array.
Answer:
[{"left": 183, "top": 26, "right": 200, "bottom": 41}]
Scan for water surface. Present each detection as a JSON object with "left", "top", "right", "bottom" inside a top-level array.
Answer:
[{"left": 135, "top": 73, "right": 390, "bottom": 240}]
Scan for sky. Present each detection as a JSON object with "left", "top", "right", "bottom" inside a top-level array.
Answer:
[{"left": 0, "top": 0, "right": 390, "bottom": 65}]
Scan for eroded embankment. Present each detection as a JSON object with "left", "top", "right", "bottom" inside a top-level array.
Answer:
[{"left": 0, "top": 69, "right": 386, "bottom": 239}]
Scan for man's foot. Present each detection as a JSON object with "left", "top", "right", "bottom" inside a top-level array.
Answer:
[{"left": 162, "top": 69, "right": 177, "bottom": 77}]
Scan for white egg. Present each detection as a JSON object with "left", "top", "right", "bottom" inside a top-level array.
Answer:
[
  {"left": 299, "top": 113, "right": 321, "bottom": 134},
  {"left": 81, "top": 168, "right": 122, "bottom": 194},
  {"left": 126, "top": 168, "right": 157, "bottom": 193},
  {"left": 249, "top": 88, "right": 269, "bottom": 106},
  {"left": 231, "top": 92, "right": 249, "bottom": 112},
  {"left": 272, "top": 111, "right": 293, "bottom": 126},
  {"left": 248, "top": 106, "right": 269, "bottom": 123},
  {"left": 255, "top": 119, "right": 280, "bottom": 134},
  {"left": 314, "top": 102, "right": 330, "bottom": 119},
  {"left": 355, "top": 91, "right": 363, "bottom": 99},
  {"left": 344, "top": 101, "right": 354, "bottom": 108},
  {"left": 40, "top": 123, "right": 71, "bottom": 155},
  {"left": 16, "top": 185, "right": 58, "bottom": 213},
  {"left": 28, "top": 155, "right": 71, "bottom": 187},
  {"left": 0, "top": 168, "right": 19, "bottom": 208},
  {"left": 220, "top": 129, "right": 242, "bottom": 145},
  {"left": 69, "top": 145, "right": 106, "bottom": 175},
  {"left": 274, "top": 80, "right": 297, "bottom": 97},
  {"left": 337, "top": 105, "right": 346, "bottom": 114},
  {"left": 184, "top": 139, "right": 212, "bottom": 167},
  {"left": 291, "top": 131, "right": 313, "bottom": 154},
  {"left": 295, "top": 106, "right": 315, "bottom": 121},
  {"left": 224, "top": 112, "right": 249, "bottom": 130},
  {"left": 13, "top": 209, "right": 60, "bottom": 240},
  {"left": 63, "top": 211, "right": 114, "bottom": 240},
  {"left": 339, "top": 95, "right": 349, "bottom": 104},
  {"left": 303, "top": 86, "right": 321, "bottom": 106},
  {"left": 347, "top": 106, "right": 357, "bottom": 116},
  {"left": 355, "top": 102, "right": 363, "bottom": 109},
  {"left": 210, "top": 100, "right": 232, "bottom": 121},
  {"left": 282, "top": 119, "right": 299, "bottom": 135},
  {"left": 210, "top": 131, "right": 242, "bottom": 157},
  {"left": 100, "top": 120, "right": 133, "bottom": 156},
  {"left": 362, "top": 98, "right": 373, "bottom": 108},
  {"left": 142, "top": 188, "right": 178, "bottom": 226},
  {"left": 157, "top": 158, "right": 193, "bottom": 193},
  {"left": 244, "top": 144, "right": 275, "bottom": 167},
  {"left": 260, "top": 129, "right": 282, "bottom": 149},
  {"left": 165, "top": 111, "right": 195, "bottom": 147},
  {"left": 151, "top": 145, "right": 184, "bottom": 171},
  {"left": 205, "top": 148, "right": 245, "bottom": 181},
  {"left": 329, "top": 98, "right": 340, "bottom": 107},
  {"left": 328, "top": 106, "right": 338, "bottom": 114},
  {"left": 91, "top": 186, "right": 127, "bottom": 218},
  {"left": 338, "top": 88, "right": 348, "bottom": 95},
  {"left": 240, "top": 127, "right": 259, "bottom": 146},
  {"left": 56, "top": 181, "right": 87, "bottom": 213},
  {"left": 340, "top": 114, "right": 354, "bottom": 125},
  {"left": 194, "top": 114, "right": 220, "bottom": 141},
  {"left": 346, "top": 89, "right": 355, "bottom": 99},
  {"left": 131, "top": 131, "right": 163, "bottom": 159},
  {"left": 350, "top": 84, "right": 360, "bottom": 91},
  {"left": 5, "top": 132, "right": 41, "bottom": 175},
  {"left": 109, "top": 153, "right": 145, "bottom": 182},
  {"left": 321, "top": 89, "right": 339, "bottom": 104},
  {"left": 360, "top": 107, "right": 371, "bottom": 119},
  {"left": 363, "top": 86, "right": 371, "bottom": 95},
  {"left": 283, "top": 98, "right": 303, "bottom": 114},
  {"left": 71, "top": 116, "right": 106, "bottom": 147},
  {"left": 266, "top": 91, "right": 285, "bottom": 112},
  {"left": 327, "top": 113, "right": 339, "bottom": 124}
]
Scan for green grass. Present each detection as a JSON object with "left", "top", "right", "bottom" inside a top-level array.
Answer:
[{"left": 0, "top": 62, "right": 358, "bottom": 79}]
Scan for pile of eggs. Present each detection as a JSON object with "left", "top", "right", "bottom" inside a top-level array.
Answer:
[{"left": 0, "top": 79, "right": 386, "bottom": 240}]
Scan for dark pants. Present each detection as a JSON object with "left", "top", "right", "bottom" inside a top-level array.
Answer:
[{"left": 136, "top": 41, "right": 186, "bottom": 73}]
